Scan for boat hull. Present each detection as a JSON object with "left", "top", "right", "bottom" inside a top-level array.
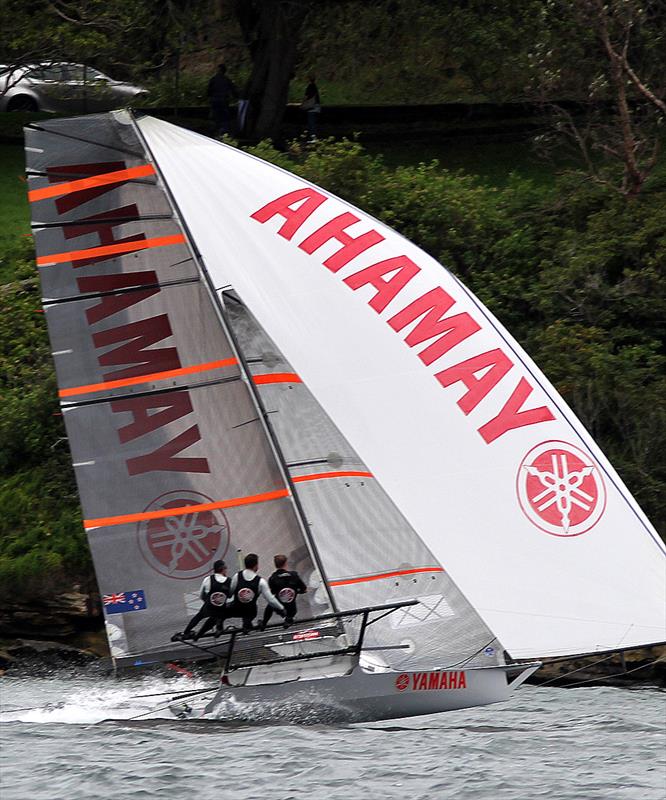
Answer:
[{"left": 171, "top": 664, "right": 538, "bottom": 724}]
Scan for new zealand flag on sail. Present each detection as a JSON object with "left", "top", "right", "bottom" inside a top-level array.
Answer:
[{"left": 103, "top": 590, "right": 147, "bottom": 614}]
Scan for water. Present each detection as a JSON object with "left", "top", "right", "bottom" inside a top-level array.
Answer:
[{"left": 1, "top": 674, "right": 664, "bottom": 799}]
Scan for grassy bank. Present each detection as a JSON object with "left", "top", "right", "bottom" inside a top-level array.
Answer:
[{"left": 0, "top": 144, "right": 30, "bottom": 284}]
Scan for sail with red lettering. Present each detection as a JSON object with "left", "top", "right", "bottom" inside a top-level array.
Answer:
[
  {"left": 24, "top": 112, "right": 333, "bottom": 665},
  {"left": 137, "top": 115, "right": 666, "bottom": 660},
  {"left": 24, "top": 109, "right": 505, "bottom": 673}
]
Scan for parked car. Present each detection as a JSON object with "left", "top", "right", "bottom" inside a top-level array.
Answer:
[{"left": 0, "top": 62, "right": 147, "bottom": 113}]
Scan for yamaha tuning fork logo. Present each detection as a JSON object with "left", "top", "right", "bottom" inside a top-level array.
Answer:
[
  {"left": 138, "top": 490, "right": 230, "bottom": 579},
  {"left": 517, "top": 441, "right": 606, "bottom": 537},
  {"left": 395, "top": 674, "right": 410, "bottom": 692}
]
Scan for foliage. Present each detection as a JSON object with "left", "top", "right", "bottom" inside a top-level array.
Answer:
[
  {"left": 528, "top": 0, "right": 666, "bottom": 195},
  {"left": 0, "top": 0, "right": 211, "bottom": 86},
  {"left": 0, "top": 265, "right": 88, "bottom": 594},
  {"left": 297, "top": 0, "right": 480, "bottom": 104},
  {"left": 0, "top": 143, "right": 31, "bottom": 285}
]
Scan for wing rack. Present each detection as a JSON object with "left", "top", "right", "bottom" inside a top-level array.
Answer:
[{"left": 161, "top": 600, "right": 418, "bottom": 674}]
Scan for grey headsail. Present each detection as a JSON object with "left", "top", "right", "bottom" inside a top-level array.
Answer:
[
  {"left": 224, "top": 294, "right": 506, "bottom": 671},
  {"left": 24, "top": 111, "right": 331, "bottom": 665}
]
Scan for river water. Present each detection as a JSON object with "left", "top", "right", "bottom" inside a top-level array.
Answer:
[{"left": 1, "top": 672, "right": 664, "bottom": 800}]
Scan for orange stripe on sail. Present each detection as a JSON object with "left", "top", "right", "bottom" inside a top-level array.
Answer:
[
  {"left": 293, "top": 471, "right": 373, "bottom": 483},
  {"left": 84, "top": 488, "right": 290, "bottom": 530},
  {"left": 329, "top": 567, "right": 444, "bottom": 587},
  {"left": 252, "top": 373, "right": 302, "bottom": 385},
  {"left": 59, "top": 357, "right": 238, "bottom": 398},
  {"left": 36, "top": 233, "right": 186, "bottom": 266},
  {"left": 29, "top": 164, "right": 156, "bottom": 202}
]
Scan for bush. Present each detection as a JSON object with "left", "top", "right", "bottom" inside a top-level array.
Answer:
[{"left": 0, "top": 279, "right": 89, "bottom": 595}]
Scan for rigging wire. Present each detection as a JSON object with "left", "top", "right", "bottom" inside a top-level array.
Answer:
[
  {"left": 536, "top": 653, "right": 618, "bottom": 686},
  {"left": 548, "top": 656, "right": 666, "bottom": 689},
  {"left": 124, "top": 687, "right": 220, "bottom": 721},
  {"left": 134, "top": 685, "right": 219, "bottom": 699},
  {"left": 443, "top": 637, "right": 500, "bottom": 669},
  {"left": 25, "top": 123, "right": 145, "bottom": 159}
]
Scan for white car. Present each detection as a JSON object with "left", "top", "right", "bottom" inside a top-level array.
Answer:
[{"left": 0, "top": 62, "right": 147, "bottom": 113}]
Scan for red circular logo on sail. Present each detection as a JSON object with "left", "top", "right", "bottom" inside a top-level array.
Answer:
[
  {"left": 137, "top": 491, "right": 230, "bottom": 579},
  {"left": 517, "top": 441, "right": 606, "bottom": 537},
  {"left": 395, "top": 673, "right": 410, "bottom": 692}
]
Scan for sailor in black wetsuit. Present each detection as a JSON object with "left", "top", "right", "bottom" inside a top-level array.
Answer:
[
  {"left": 171, "top": 560, "right": 230, "bottom": 641},
  {"left": 259, "top": 554, "right": 307, "bottom": 630},
  {"left": 225, "top": 553, "right": 286, "bottom": 633}
]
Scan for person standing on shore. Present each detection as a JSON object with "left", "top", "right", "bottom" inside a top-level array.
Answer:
[
  {"left": 207, "top": 64, "right": 239, "bottom": 137},
  {"left": 301, "top": 74, "right": 321, "bottom": 142}
]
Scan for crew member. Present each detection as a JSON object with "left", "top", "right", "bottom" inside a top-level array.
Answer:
[
  {"left": 171, "top": 559, "right": 230, "bottom": 642},
  {"left": 259, "top": 554, "right": 307, "bottom": 630},
  {"left": 225, "top": 553, "right": 286, "bottom": 633}
]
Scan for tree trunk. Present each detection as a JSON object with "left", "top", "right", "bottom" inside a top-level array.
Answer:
[
  {"left": 235, "top": 0, "right": 310, "bottom": 142},
  {"left": 593, "top": 0, "right": 645, "bottom": 196}
]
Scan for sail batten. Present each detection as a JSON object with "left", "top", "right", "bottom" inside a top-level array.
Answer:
[
  {"left": 132, "top": 110, "right": 342, "bottom": 617},
  {"left": 137, "top": 114, "right": 665, "bottom": 659},
  {"left": 224, "top": 295, "right": 506, "bottom": 670},
  {"left": 24, "top": 110, "right": 664, "bottom": 667},
  {"left": 25, "top": 111, "right": 333, "bottom": 662}
]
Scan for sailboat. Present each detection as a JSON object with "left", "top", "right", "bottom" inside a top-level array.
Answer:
[{"left": 23, "top": 110, "right": 665, "bottom": 723}]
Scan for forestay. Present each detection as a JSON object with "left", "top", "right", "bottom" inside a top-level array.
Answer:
[{"left": 138, "top": 115, "right": 666, "bottom": 659}]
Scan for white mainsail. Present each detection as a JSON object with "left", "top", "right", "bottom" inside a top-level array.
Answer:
[{"left": 138, "top": 115, "right": 666, "bottom": 659}]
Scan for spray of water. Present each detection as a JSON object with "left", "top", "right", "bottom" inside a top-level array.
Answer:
[{"left": 0, "top": 674, "right": 212, "bottom": 725}]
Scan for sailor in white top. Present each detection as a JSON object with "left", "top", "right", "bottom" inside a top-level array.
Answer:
[
  {"left": 172, "top": 559, "right": 230, "bottom": 641},
  {"left": 226, "top": 553, "right": 286, "bottom": 632}
]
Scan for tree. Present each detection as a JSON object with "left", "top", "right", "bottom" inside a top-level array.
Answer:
[
  {"left": 0, "top": 0, "right": 201, "bottom": 88},
  {"left": 234, "top": 0, "right": 312, "bottom": 141},
  {"left": 530, "top": 0, "right": 666, "bottom": 196},
  {"left": 446, "top": 0, "right": 665, "bottom": 196}
]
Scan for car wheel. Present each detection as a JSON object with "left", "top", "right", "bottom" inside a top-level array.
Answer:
[{"left": 7, "top": 95, "right": 39, "bottom": 112}]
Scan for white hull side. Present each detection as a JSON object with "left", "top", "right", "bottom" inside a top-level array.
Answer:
[{"left": 173, "top": 665, "right": 537, "bottom": 724}]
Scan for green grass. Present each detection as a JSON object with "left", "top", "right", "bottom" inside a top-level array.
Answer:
[
  {"left": 365, "top": 136, "right": 562, "bottom": 188},
  {"left": 0, "top": 143, "right": 30, "bottom": 283}
]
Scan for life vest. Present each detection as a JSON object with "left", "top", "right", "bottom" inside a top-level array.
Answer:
[
  {"left": 207, "top": 574, "right": 230, "bottom": 608},
  {"left": 271, "top": 570, "right": 302, "bottom": 605},
  {"left": 233, "top": 571, "right": 261, "bottom": 613}
]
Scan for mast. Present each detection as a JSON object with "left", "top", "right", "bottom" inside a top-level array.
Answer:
[
  {"left": 130, "top": 111, "right": 338, "bottom": 613},
  {"left": 134, "top": 114, "right": 665, "bottom": 659}
]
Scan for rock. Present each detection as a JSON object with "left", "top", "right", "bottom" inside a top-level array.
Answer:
[
  {"left": 0, "top": 648, "right": 14, "bottom": 669},
  {"left": 0, "top": 586, "right": 102, "bottom": 640},
  {"left": 527, "top": 644, "right": 666, "bottom": 688},
  {"left": 2, "top": 637, "right": 106, "bottom": 677},
  {"left": 0, "top": 585, "right": 108, "bottom": 674}
]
